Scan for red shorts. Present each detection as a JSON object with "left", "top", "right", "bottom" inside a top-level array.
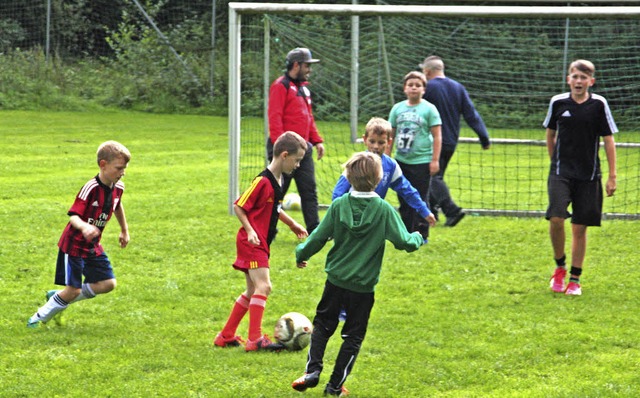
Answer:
[{"left": 233, "top": 241, "right": 270, "bottom": 272}]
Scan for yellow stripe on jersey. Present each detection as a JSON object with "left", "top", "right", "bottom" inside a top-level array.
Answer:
[
  {"left": 250, "top": 261, "right": 258, "bottom": 269},
  {"left": 236, "top": 177, "right": 263, "bottom": 207}
]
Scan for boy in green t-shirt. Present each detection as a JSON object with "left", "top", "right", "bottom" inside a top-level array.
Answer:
[
  {"left": 387, "top": 71, "right": 442, "bottom": 239},
  {"left": 291, "top": 151, "right": 424, "bottom": 396}
]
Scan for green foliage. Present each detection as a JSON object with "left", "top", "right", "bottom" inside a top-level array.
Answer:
[
  {"left": 2, "top": 111, "right": 639, "bottom": 397},
  {"left": 0, "top": 18, "right": 26, "bottom": 53}
]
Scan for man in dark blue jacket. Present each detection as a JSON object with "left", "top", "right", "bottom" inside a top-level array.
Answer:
[{"left": 421, "top": 56, "right": 491, "bottom": 226}]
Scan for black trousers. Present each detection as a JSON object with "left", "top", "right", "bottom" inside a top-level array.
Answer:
[
  {"left": 267, "top": 139, "right": 320, "bottom": 233},
  {"left": 428, "top": 146, "right": 462, "bottom": 217},
  {"left": 306, "top": 280, "right": 374, "bottom": 389},
  {"left": 396, "top": 160, "right": 431, "bottom": 238}
]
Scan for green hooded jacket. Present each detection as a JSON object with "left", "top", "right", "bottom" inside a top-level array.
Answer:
[{"left": 296, "top": 191, "right": 423, "bottom": 293}]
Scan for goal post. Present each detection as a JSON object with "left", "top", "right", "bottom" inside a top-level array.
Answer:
[{"left": 228, "top": 2, "right": 640, "bottom": 219}]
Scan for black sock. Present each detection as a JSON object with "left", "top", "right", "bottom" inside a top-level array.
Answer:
[
  {"left": 569, "top": 266, "right": 582, "bottom": 284},
  {"left": 555, "top": 255, "right": 566, "bottom": 268}
]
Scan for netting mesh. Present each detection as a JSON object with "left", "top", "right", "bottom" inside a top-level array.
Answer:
[{"left": 237, "top": 10, "right": 640, "bottom": 218}]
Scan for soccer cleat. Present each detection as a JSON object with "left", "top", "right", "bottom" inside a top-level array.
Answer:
[
  {"left": 26, "top": 316, "right": 42, "bottom": 329},
  {"left": 324, "top": 384, "right": 349, "bottom": 397},
  {"left": 292, "top": 370, "right": 320, "bottom": 392},
  {"left": 245, "top": 335, "right": 285, "bottom": 352},
  {"left": 46, "top": 290, "right": 63, "bottom": 326},
  {"left": 445, "top": 211, "right": 466, "bottom": 227},
  {"left": 565, "top": 282, "right": 582, "bottom": 296},
  {"left": 549, "top": 267, "right": 567, "bottom": 293},
  {"left": 214, "top": 333, "right": 245, "bottom": 348}
]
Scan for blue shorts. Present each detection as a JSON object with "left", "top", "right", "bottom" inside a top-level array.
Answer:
[{"left": 54, "top": 250, "right": 115, "bottom": 288}]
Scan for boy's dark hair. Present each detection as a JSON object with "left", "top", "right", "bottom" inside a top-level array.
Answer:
[
  {"left": 344, "top": 152, "right": 382, "bottom": 192},
  {"left": 97, "top": 141, "right": 131, "bottom": 164},
  {"left": 273, "top": 131, "right": 307, "bottom": 157},
  {"left": 365, "top": 117, "right": 392, "bottom": 138},
  {"left": 569, "top": 59, "right": 595, "bottom": 77},
  {"left": 403, "top": 71, "right": 427, "bottom": 87}
]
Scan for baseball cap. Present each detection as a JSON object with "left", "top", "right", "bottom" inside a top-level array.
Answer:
[{"left": 286, "top": 48, "right": 320, "bottom": 65}]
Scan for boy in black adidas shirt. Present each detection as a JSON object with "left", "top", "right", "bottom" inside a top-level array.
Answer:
[{"left": 543, "top": 59, "right": 617, "bottom": 296}]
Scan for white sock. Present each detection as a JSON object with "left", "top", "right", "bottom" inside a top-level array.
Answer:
[
  {"left": 34, "top": 293, "right": 68, "bottom": 322},
  {"left": 71, "top": 283, "right": 97, "bottom": 303}
]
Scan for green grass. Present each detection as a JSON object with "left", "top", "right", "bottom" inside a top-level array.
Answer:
[{"left": 1, "top": 111, "right": 639, "bottom": 397}]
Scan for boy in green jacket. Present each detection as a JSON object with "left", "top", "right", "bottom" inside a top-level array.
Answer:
[{"left": 291, "top": 151, "right": 424, "bottom": 397}]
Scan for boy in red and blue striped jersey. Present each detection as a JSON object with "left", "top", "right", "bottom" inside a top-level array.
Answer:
[{"left": 27, "top": 141, "right": 131, "bottom": 328}]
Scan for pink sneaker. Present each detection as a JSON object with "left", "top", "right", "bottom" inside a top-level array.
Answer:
[
  {"left": 565, "top": 282, "right": 582, "bottom": 296},
  {"left": 549, "top": 268, "right": 567, "bottom": 293},
  {"left": 214, "top": 333, "right": 245, "bottom": 348}
]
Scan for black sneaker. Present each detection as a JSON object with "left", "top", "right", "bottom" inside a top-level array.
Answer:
[
  {"left": 292, "top": 370, "right": 320, "bottom": 391},
  {"left": 445, "top": 211, "right": 465, "bottom": 227}
]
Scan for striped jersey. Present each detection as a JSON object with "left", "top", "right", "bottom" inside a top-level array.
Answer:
[
  {"left": 58, "top": 175, "right": 125, "bottom": 257},
  {"left": 234, "top": 169, "right": 283, "bottom": 259},
  {"left": 543, "top": 92, "right": 617, "bottom": 181}
]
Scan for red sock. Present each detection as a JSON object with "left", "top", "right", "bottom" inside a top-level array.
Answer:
[
  {"left": 248, "top": 294, "right": 268, "bottom": 341},
  {"left": 221, "top": 294, "right": 250, "bottom": 338}
]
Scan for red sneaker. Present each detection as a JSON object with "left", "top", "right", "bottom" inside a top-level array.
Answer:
[
  {"left": 245, "top": 335, "right": 285, "bottom": 352},
  {"left": 565, "top": 282, "right": 582, "bottom": 296},
  {"left": 549, "top": 267, "right": 566, "bottom": 293},
  {"left": 213, "top": 333, "right": 245, "bottom": 348}
]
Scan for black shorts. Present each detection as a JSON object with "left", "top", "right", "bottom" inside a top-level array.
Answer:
[{"left": 546, "top": 174, "right": 603, "bottom": 226}]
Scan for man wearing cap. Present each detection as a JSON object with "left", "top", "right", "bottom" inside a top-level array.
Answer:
[
  {"left": 268, "top": 47, "right": 325, "bottom": 233},
  {"left": 421, "top": 55, "right": 491, "bottom": 227}
]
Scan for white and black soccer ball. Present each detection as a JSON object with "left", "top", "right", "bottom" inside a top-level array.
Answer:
[
  {"left": 274, "top": 312, "right": 313, "bottom": 351},
  {"left": 282, "top": 193, "right": 302, "bottom": 211}
]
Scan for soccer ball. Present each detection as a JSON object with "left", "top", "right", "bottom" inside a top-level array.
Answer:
[
  {"left": 282, "top": 193, "right": 302, "bottom": 211},
  {"left": 274, "top": 312, "right": 313, "bottom": 351}
]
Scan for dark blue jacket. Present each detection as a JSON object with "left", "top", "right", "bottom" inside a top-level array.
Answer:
[{"left": 423, "top": 77, "right": 490, "bottom": 150}]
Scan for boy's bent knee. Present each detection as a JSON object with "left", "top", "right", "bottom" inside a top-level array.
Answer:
[{"left": 94, "top": 279, "right": 117, "bottom": 294}]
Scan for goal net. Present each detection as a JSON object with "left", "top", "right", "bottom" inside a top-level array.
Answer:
[{"left": 229, "top": 3, "right": 640, "bottom": 219}]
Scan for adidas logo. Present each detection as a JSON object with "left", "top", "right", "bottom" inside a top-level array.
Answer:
[
  {"left": 561, "top": 110, "right": 572, "bottom": 117},
  {"left": 92, "top": 201, "right": 99, "bottom": 207}
]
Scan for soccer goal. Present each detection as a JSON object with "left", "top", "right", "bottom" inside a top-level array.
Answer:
[{"left": 228, "top": 2, "right": 640, "bottom": 219}]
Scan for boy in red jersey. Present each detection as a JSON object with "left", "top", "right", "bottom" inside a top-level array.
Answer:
[
  {"left": 215, "top": 131, "right": 309, "bottom": 351},
  {"left": 27, "top": 141, "right": 131, "bottom": 328}
]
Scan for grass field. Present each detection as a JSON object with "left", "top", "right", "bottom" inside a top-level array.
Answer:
[{"left": 2, "top": 110, "right": 639, "bottom": 397}]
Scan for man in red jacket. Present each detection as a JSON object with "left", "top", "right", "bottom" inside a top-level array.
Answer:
[{"left": 267, "top": 47, "right": 325, "bottom": 233}]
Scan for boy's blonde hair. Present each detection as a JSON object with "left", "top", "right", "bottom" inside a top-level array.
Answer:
[
  {"left": 569, "top": 59, "right": 595, "bottom": 77},
  {"left": 365, "top": 117, "right": 392, "bottom": 138},
  {"left": 273, "top": 131, "right": 307, "bottom": 157},
  {"left": 403, "top": 71, "right": 427, "bottom": 87},
  {"left": 344, "top": 152, "right": 382, "bottom": 192},
  {"left": 97, "top": 141, "right": 131, "bottom": 164}
]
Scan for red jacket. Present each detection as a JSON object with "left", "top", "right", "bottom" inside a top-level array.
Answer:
[{"left": 268, "top": 74, "right": 323, "bottom": 145}]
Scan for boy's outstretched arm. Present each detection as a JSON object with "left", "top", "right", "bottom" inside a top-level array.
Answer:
[
  {"left": 279, "top": 210, "right": 308, "bottom": 239},
  {"left": 384, "top": 206, "right": 424, "bottom": 252},
  {"left": 390, "top": 174, "right": 435, "bottom": 226},
  {"left": 295, "top": 206, "right": 334, "bottom": 268}
]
